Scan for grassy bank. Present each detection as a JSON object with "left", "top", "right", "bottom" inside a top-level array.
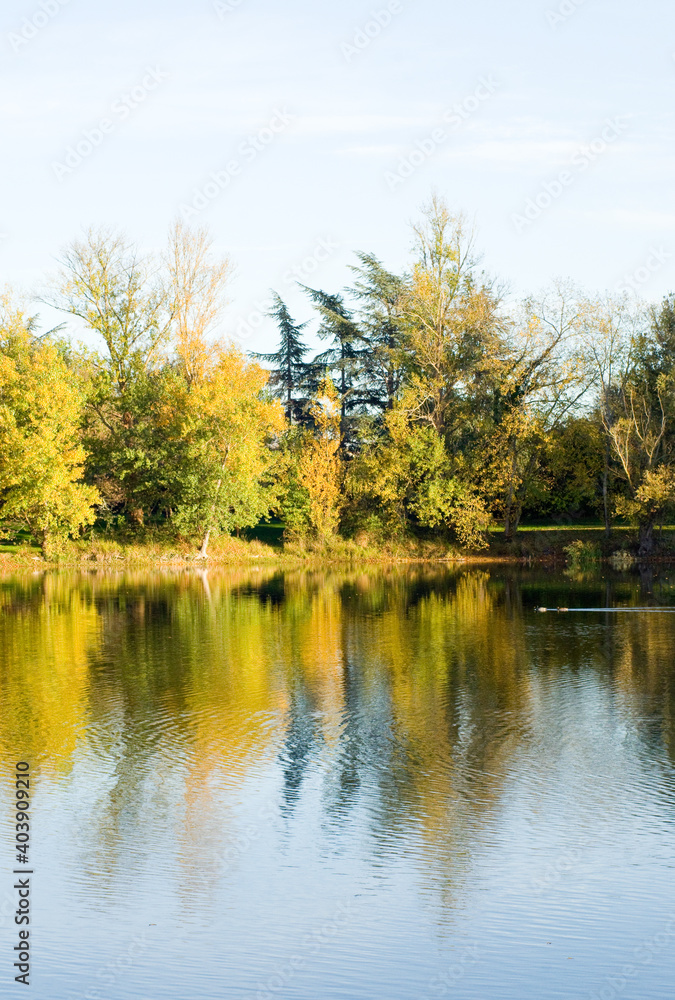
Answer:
[
  {"left": 2, "top": 522, "right": 675, "bottom": 571},
  {"left": 0, "top": 533, "right": 461, "bottom": 570}
]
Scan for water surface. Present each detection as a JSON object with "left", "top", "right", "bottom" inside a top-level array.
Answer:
[{"left": 1, "top": 566, "right": 674, "bottom": 999}]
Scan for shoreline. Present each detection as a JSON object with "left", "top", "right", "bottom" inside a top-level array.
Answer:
[{"left": 1, "top": 526, "right": 674, "bottom": 572}]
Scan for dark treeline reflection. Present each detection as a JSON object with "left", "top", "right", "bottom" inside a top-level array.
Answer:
[{"left": 1, "top": 566, "right": 675, "bottom": 902}]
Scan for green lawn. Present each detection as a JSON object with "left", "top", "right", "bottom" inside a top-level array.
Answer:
[
  {"left": 0, "top": 532, "right": 40, "bottom": 553},
  {"left": 495, "top": 522, "right": 675, "bottom": 533}
]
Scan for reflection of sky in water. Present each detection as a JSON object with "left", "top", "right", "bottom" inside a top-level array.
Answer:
[{"left": 0, "top": 568, "right": 674, "bottom": 999}]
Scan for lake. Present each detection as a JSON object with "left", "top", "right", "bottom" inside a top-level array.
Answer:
[{"left": 1, "top": 566, "right": 674, "bottom": 999}]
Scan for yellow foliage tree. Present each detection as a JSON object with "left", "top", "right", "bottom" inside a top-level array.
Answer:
[
  {"left": 167, "top": 343, "right": 285, "bottom": 555},
  {"left": 295, "top": 379, "right": 344, "bottom": 540},
  {"left": 0, "top": 297, "right": 100, "bottom": 557}
]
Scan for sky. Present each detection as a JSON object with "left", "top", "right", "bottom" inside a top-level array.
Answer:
[{"left": 1, "top": 0, "right": 674, "bottom": 354}]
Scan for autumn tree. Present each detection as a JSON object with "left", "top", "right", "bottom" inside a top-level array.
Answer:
[
  {"left": 346, "top": 406, "right": 490, "bottom": 549},
  {"left": 0, "top": 295, "right": 100, "bottom": 557},
  {"left": 278, "top": 379, "right": 344, "bottom": 540},
  {"left": 17, "top": 203, "right": 675, "bottom": 555},
  {"left": 47, "top": 222, "right": 233, "bottom": 526},
  {"left": 48, "top": 226, "right": 172, "bottom": 392},
  {"left": 164, "top": 219, "right": 233, "bottom": 387},
  {"left": 338, "top": 199, "right": 500, "bottom": 548},
  {"left": 166, "top": 345, "right": 285, "bottom": 555}
]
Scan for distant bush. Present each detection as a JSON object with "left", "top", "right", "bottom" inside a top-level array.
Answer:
[
  {"left": 608, "top": 549, "right": 637, "bottom": 570},
  {"left": 564, "top": 539, "right": 601, "bottom": 571}
]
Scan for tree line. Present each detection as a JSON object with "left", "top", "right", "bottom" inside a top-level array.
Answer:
[{"left": 1, "top": 197, "right": 674, "bottom": 557}]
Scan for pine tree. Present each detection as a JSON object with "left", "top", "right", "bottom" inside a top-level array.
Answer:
[
  {"left": 348, "top": 252, "right": 407, "bottom": 411},
  {"left": 302, "top": 286, "right": 366, "bottom": 444},
  {"left": 250, "top": 293, "right": 316, "bottom": 423}
]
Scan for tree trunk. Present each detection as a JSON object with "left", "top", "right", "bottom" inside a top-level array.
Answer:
[
  {"left": 504, "top": 506, "right": 513, "bottom": 541},
  {"left": 40, "top": 531, "right": 51, "bottom": 561},
  {"left": 503, "top": 484, "right": 517, "bottom": 541},
  {"left": 503, "top": 438, "right": 519, "bottom": 541},
  {"left": 601, "top": 384, "right": 620, "bottom": 539},
  {"left": 198, "top": 471, "right": 225, "bottom": 557},
  {"left": 638, "top": 520, "right": 654, "bottom": 558},
  {"left": 40, "top": 531, "right": 61, "bottom": 561},
  {"left": 602, "top": 440, "right": 611, "bottom": 537},
  {"left": 199, "top": 528, "right": 211, "bottom": 558},
  {"left": 129, "top": 507, "right": 144, "bottom": 526},
  {"left": 504, "top": 503, "right": 522, "bottom": 541}
]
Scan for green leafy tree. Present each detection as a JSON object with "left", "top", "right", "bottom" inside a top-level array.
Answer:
[{"left": 523, "top": 416, "right": 605, "bottom": 522}]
